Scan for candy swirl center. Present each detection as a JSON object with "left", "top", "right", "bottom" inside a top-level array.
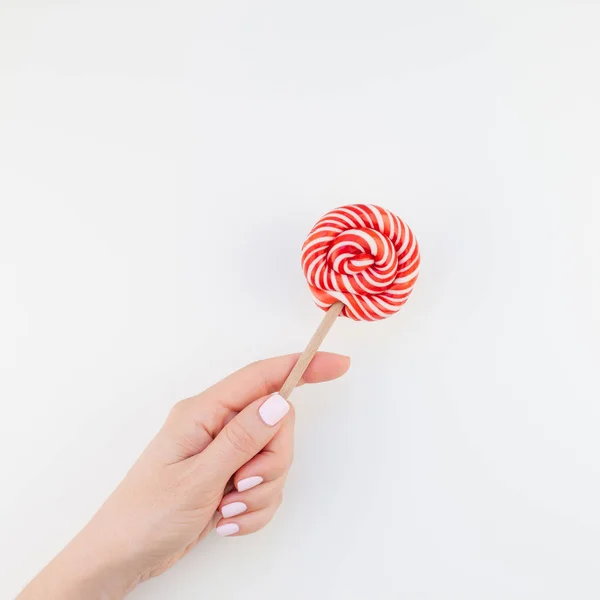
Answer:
[{"left": 326, "top": 228, "right": 398, "bottom": 279}]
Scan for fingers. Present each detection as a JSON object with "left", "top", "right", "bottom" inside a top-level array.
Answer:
[
  {"left": 190, "top": 393, "right": 291, "bottom": 487},
  {"left": 233, "top": 447, "right": 287, "bottom": 491},
  {"left": 299, "top": 352, "right": 351, "bottom": 385},
  {"left": 219, "top": 478, "right": 282, "bottom": 518},
  {"left": 195, "top": 352, "right": 350, "bottom": 415},
  {"left": 155, "top": 352, "right": 349, "bottom": 463},
  {"left": 216, "top": 500, "right": 282, "bottom": 537},
  {"left": 233, "top": 411, "right": 294, "bottom": 490},
  {"left": 214, "top": 407, "right": 294, "bottom": 537}
]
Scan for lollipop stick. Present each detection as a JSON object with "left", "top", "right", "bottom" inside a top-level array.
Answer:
[{"left": 279, "top": 301, "right": 344, "bottom": 400}]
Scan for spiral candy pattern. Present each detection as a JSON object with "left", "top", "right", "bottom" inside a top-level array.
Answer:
[{"left": 301, "top": 204, "right": 420, "bottom": 321}]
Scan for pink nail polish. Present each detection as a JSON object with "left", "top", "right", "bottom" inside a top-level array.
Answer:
[
  {"left": 216, "top": 523, "right": 240, "bottom": 537},
  {"left": 259, "top": 393, "right": 290, "bottom": 426},
  {"left": 221, "top": 502, "right": 247, "bottom": 518},
  {"left": 236, "top": 476, "right": 263, "bottom": 492}
]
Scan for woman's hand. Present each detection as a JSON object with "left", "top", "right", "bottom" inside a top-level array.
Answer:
[{"left": 18, "top": 352, "right": 350, "bottom": 600}]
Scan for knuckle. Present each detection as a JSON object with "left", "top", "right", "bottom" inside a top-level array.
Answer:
[
  {"left": 269, "top": 461, "right": 287, "bottom": 480},
  {"left": 169, "top": 398, "right": 189, "bottom": 419},
  {"left": 267, "top": 450, "right": 293, "bottom": 477},
  {"left": 253, "top": 518, "right": 270, "bottom": 533},
  {"left": 225, "top": 421, "right": 259, "bottom": 455}
]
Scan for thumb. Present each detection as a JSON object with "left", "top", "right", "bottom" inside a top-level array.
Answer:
[{"left": 192, "top": 393, "right": 291, "bottom": 487}]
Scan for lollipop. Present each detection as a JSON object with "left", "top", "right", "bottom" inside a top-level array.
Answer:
[{"left": 279, "top": 203, "right": 420, "bottom": 399}]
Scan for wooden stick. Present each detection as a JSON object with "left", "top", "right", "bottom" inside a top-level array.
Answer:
[{"left": 279, "top": 301, "right": 344, "bottom": 400}]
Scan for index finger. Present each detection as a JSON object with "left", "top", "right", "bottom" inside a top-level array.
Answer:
[{"left": 202, "top": 352, "right": 350, "bottom": 414}]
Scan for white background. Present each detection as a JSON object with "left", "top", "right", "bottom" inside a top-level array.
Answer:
[{"left": 1, "top": 1, "right": 599, "bottom": 598}]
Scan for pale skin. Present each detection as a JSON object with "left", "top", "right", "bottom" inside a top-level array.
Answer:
[{"left": 18, "top": 352, "right": 350, "bottom": 600}]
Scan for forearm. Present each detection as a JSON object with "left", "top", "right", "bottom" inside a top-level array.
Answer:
[{"left": 18, "top": 524, "right": 137, "bottom": 600}]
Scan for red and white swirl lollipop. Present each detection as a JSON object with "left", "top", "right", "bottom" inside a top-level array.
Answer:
[
  {"left": 279, "top": 204, "right": 420, "bottom": 399},
  {"left": 301, "top": 204, "right": 420, "bottom": 321}
]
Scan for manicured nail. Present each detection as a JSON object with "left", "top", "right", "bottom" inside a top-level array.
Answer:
[
  {"left": 259, "top": 393, "right": 290, "bottom": 426},
  {"left": 221, "top": 502, "right": 247, "bottom": 518},
  {"left": 216, "top": 523, "right": 240, "bottom": 537},
  {"left": 236, "top": 476, "right": 263, "bottom": 492}
]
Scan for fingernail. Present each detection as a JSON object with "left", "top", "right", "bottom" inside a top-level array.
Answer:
[
  {"left": 216, "top": 523, "right": 240, "bottom": 537},
  {"left": 259, "top": 393, "right": 290, "bottom": 426},
  {"left": 236, "top": 476, "right": 263, "bottom": 492},
  {"left": 220, "top": 502, "right": 247, "bottom": 518}
]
